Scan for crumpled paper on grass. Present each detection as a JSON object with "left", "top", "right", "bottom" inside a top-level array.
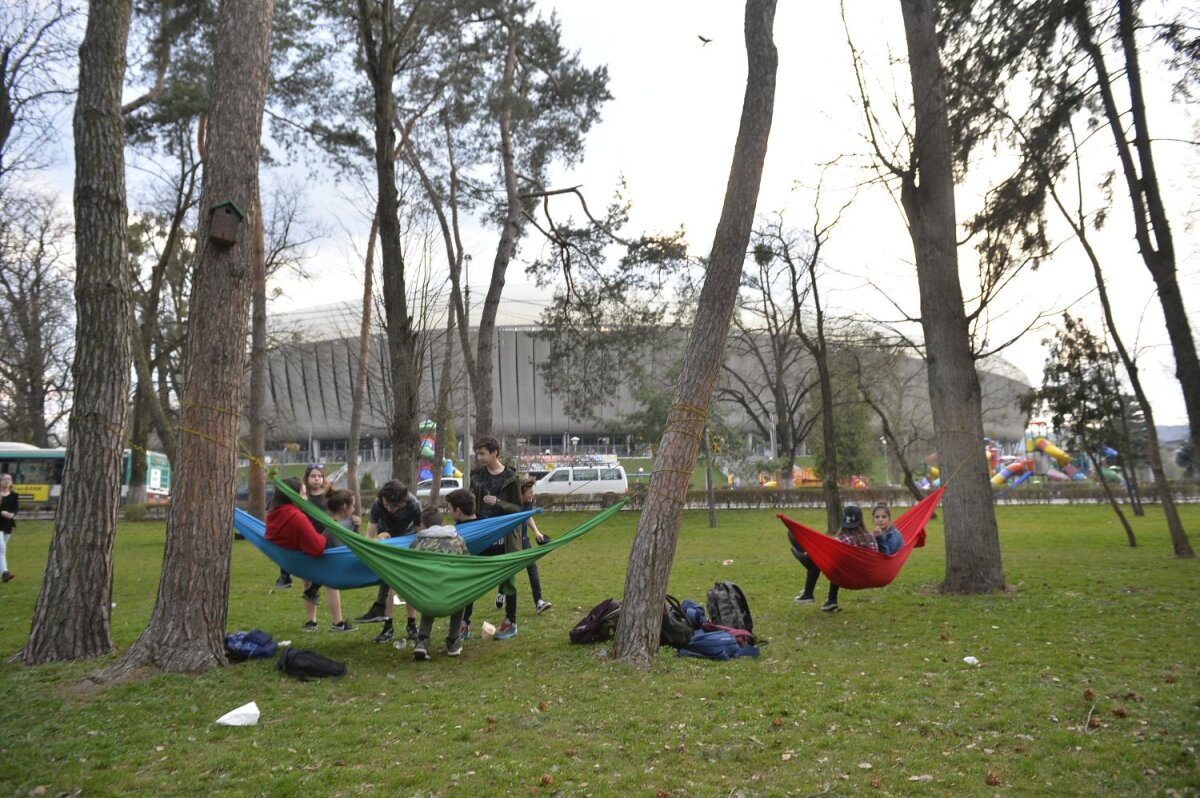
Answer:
[{"left": 214, "top": 701, "right": 260, "bottom": 726}]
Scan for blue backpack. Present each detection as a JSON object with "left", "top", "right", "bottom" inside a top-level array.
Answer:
[
  {"left": 679, "top": 599, "right": 707, "bottom": 629},
  {"left": 225, "top": 630, "right": 278, "bottom": 662},
  {"left": 677, "top": 629, "right": 760, "bottom": 660}
]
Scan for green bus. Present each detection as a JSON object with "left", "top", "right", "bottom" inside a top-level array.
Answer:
[{"left": 0, "top": 442, "right": 171, "bottom": 507}]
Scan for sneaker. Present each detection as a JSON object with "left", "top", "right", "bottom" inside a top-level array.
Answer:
[
  {"left": 494, "top": 592, "right": 505, "bottom": 609},
  {"left": 374, "top": 623, "right": 394, "bottom": 644},
  {"left": 302, "top": 585, "right": 320, "bottom": 606},
  {"left": 458, "top": 621, "right": 471, "bottom": 640},
  {"left": 1, "top": 571, "right": 12, "bottom": 583},
  {"left": 331, "top": 620, "right": 357, "bottom": 632},
  {"left": 302, "top": 620, "right": 318, "bottom": 632},
  {"left": 535, "top": 599, "right": 553, "bottom": 615},
  {"left": 820, "top": 601, "right": 840, "bottom": 613},
  {"left": 413, "top": 638, "right": 430, "bottom": 661},
  {"left": 446, "top": 636, "right": 463, "bottom": 657},
  {"left": 495, "top": 620, "right": 517, "bottom": 640},
  {"left": 406, "top": 623, "right": 419, "bottom": 641},
  {"left": 794, "top": 594, "right": 815, "bottom": 604},
  {"left": 354, "top": 605, "right": 388, "bottom": 623},
  {"left": 274, "top": 576, "right": 293, "bottom": 589}
]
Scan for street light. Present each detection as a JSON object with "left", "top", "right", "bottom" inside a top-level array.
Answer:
[
  {"left": 570, "top": 436, "right": 580, "bottom": 456},
  {"left": 879, "top": 436, "right": 890, "bottom": 486}
]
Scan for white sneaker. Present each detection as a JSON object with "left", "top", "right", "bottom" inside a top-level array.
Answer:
[
  {"left": 535, "top": 599, "right": 552, "bottom": 614},
  {"left": 494, "top": 592, "right": 505, "bottom": 609}
]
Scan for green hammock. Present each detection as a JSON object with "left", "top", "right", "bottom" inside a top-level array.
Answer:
[{"left": 272, "top": 479, "right": 627, "bottom": 617}]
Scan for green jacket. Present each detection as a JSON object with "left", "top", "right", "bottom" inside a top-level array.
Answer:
[{"left": 471, "top": 464, "right": 522, "bottom": 552}]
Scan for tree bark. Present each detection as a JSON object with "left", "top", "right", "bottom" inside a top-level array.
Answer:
[
  {"left": 246, "top": 187, "right": 267, "bottom": 519},
  {"left": 357, "top": 0, "right": 419, "bottom": 486},
  {"left": 899, "top": 0, "right": 1004, "bottom": 593},
  {"left": 1088, "top": 450, "right": 1136, "bottom": 546},
  {"left": 614, "top": 0, "right": 777, "bottom": 669},
  {"left": 346, "top": 211, "right": 378, "bottom": 513},
  {"left": 472, "top": 25, "right": 522, "bottom": 437},
  {"left": 16, "top": 0, "right": 134, "bottom": 665},
  {"left": 100, "top": 0, "right": 276, "bottom": 677}
]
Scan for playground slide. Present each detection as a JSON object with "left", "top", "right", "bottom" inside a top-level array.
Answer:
[
  {"left": 991, "top": 459, "right": 1028, "bottom": 487},
  {"left": 1034, "top": 437, "right": 1070, "bottom": 466}
]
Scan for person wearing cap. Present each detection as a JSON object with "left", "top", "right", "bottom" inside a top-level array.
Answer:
[{"left": 791, "top": 504, "right": 878, "bottom": 612}]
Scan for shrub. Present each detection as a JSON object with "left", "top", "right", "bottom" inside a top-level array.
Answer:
[
  {"left": 122, "top": 503, "right": 149, "bottom": 522},
  {"left": 360, "top": 472, "right": 376, "bottom": 494}
]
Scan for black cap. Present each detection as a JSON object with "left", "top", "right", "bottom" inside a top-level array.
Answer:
[{"left": 841, "top": 505, "right": 863, "bottom": 529}]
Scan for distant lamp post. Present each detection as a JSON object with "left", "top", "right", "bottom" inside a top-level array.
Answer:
[
  {"left": 880, "top": 436, "right": 890, "bottom": 485},
  {"left": 570, "top": 436, "right": 580, "bottom": 456}
]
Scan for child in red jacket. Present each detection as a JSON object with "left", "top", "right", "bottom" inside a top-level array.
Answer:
[{"left": 265, "top": 478, "right": 355, "bottom": 632}]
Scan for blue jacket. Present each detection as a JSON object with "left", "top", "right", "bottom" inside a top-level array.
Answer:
[{"left": 876, "top": 525, "right": 903, "bottom": 555}]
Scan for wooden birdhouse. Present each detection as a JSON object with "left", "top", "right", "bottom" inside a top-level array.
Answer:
[{"left": 209, "top": 200, "right": 245, "bottom": 246}]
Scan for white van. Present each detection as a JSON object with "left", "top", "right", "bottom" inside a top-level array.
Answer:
[{"left": 534, "top": 465, "right": 629, "bottom": 502}]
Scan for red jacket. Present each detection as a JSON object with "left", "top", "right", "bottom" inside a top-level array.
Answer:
[{"left": 266, "top": 504, "right": 326, "bottom": 557}]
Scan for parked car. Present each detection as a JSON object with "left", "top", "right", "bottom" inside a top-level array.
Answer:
[
  {"left": 534, "top": 465, "right": 629, "bottom": 504},
  {"left": 414, "top": 477, "right": 461, "bottom": 498}
]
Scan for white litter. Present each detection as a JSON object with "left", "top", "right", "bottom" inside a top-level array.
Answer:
[
  {"left": 481, "top": 621, "right": 497, "bottom": 639},
  {"left": 392, "top": 595, "right": 406, "bottom": 606},
  {"left": 963, "top": 656, "right": 980, "bottom": 666},
  {"left": 214, "top": 701, "right": 260, "bottom": 726}
]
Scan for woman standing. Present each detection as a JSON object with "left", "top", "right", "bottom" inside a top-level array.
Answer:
[
  {"left": 0, "top": 473, "right": 19, "bottom": 582},
  {"left": 273, "top": 464, "right": 328, "bottom": 590}
]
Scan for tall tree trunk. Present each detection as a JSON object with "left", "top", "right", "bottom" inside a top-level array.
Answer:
[
  {"left": 127, "top": 391, "right": 149, "bottom": 505},
  {"left": 247, "top": 188, "right": 267, "bottom": 519},
  {"left": 473, "top": 25, "right": 522, "bottom": 436},
  {"left": 357, "top": 0, "right": 419, "bottom": 486},
  {"left": 100, "top": 0, "right": 276, "bottom": 677},
  {"left": 16, "top": 0, "right": 134, "bottom": 665},
  {"left": 899, "top": 0, "right": 1004, "bottom": 593},
  {"left": 346, "top": 211, "right": 378, "bottom": 512},
  {"left": 1074, "top": 0, "right": 1200, "bottom": 466},
  {"left": 704, "top": 427, "right": 717, "bottom": 528},
  {"left": 614, "top": 0, "right": 777, "bottom": 669},
  {"left": 1088, "top": 450, "right": 1136, "bottom": 546}
]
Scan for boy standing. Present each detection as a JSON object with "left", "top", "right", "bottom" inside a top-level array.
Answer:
[
  {"left": 410, "top": 506, "right": 469, "bottom": 660},
  {"left": 356, "top": 480, "right": 422, "bottom": 642},
  {"left": 464, "top": 436, "right": 523, "bottom": 639}
]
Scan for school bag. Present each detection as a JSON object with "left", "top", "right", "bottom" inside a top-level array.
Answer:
[
  {"left": 276, "top": 647, "right": 347, "bottom": 681},
  {"left": 660, "top": 595, "right": 695, "bottom": 648},
  {"left": 701, "top": 621, "right": 758, "bottom": 648},
  {"left": 677, "top": 629, "right": 760, "bottom": 660},
  {"left": 569, "top": 598, "right": 622, "bottom": 644},
  {"left": 679, "top": 598, "right": 707, "bottom": 630},
  {"left": 706, "top": 581, "right": 753, "bottom": 632},
  {"left": 224, "top": 629, "right": 277, "bottom": 662}
]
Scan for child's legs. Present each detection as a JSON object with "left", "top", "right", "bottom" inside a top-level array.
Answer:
[
  {"left": 327, "top": 589, "right": 343, "bottom": 623},
  {"left": 447, "top": 608, "right": 465, "bottom": 642},
  {"left": 303, "top": 581, "right": 318, "bottom": 623},
  {"left": 525, "top": 562, "right": 543, "bottom": 603},
  {"left": 826, "top": 584, "right": 841, "bottom": 604},
  {"left": 792, "top": 549, "right": 821, "bottom": 596},
  {"left": 0, "top": 532, "right": 8, "bottom": 574}
]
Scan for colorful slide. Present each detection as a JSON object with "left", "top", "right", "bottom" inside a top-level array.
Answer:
[
  {"left": 991, "top": 459, "right": 1028, "bottom": 487},
  {"left": 1033, "top": 436, "right": 1086, "bottom": 480}
]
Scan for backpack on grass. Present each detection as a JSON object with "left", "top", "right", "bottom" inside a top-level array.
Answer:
[
  {"left": 706, "top": 581, "right": 753, "bottom": 632},
  {"left": 701, "top": 621, "right": 757, "bottom": 648},
  {"left": 569, "top": 598, "right": 622, "bottom": 644},
  {"left": 225, "top": 629, "right": 277, "bottom": 663},
  {"left": 659, "top": 595, "right": 695, "bottom": 648},
  {"left": 276, "top": 647, "right": 346, "bottom": 681},
  {"left": 679, "top": 599, "right": 707, "bottom": 630},
  {"left": 677, "top": 629, "right": 760, "bottom": 661}
]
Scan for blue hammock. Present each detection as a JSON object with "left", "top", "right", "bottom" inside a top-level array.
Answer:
[{"left": 233, "top": 507, "right": 537, "bottom": 590}]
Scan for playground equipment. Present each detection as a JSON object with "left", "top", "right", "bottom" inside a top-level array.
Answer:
[{"left": 417, "top": 420, "right": 461, "bottom": 484}]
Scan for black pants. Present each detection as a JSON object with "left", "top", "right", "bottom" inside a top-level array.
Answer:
[
  {"left": 791, "top": 545, "right": 840, "bottom": 604},
  {"left": 463, "top": 541, "right": 516, "bottom": 624},
  {"left": 521, "top": 534, "right": 543, "bottom": 603}
]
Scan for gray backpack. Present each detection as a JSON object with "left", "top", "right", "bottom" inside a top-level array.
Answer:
[{"left": 706, "top": 581, "right": 753, "bottom": 632}]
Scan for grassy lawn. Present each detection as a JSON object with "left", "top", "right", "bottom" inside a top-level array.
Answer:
[{"left": 0, "top": 503, "right": 1197, "bottom": 796}]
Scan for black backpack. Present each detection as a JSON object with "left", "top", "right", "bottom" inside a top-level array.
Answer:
[
  {"left": 706, "top": 581, "right": 753, "bottom": 633},
  {"left": 276, "top": 647, "right": 347, "bottom": 681},
  {"left": 659, "top": 595, "right": 695, "bottom": 648},
  {"left": 569, "top": 598, "right": 622, "bottom": 644}
]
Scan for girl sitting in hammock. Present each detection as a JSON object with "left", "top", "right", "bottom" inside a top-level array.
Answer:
[
  {"left": 792, "top": 505, "right": 877, "bottom": 612},
  {"left": 872, "top": 503, "right": 903, "bottom": 555},
  {"left": 266, "top": 478, "right": 355, "bottom": 632}
]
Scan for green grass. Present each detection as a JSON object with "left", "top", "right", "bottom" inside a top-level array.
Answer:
[{"left": 0, "top": 504, "right": 1197, "bottom": 796}]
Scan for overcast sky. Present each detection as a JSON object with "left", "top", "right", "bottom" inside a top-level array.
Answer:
[{"left": 33, "top": 1, "right": 1200, "bottom": 428}]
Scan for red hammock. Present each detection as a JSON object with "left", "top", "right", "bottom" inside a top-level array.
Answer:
[{"left": 778, "top": 487, "right": 944, "bottom": 590}]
